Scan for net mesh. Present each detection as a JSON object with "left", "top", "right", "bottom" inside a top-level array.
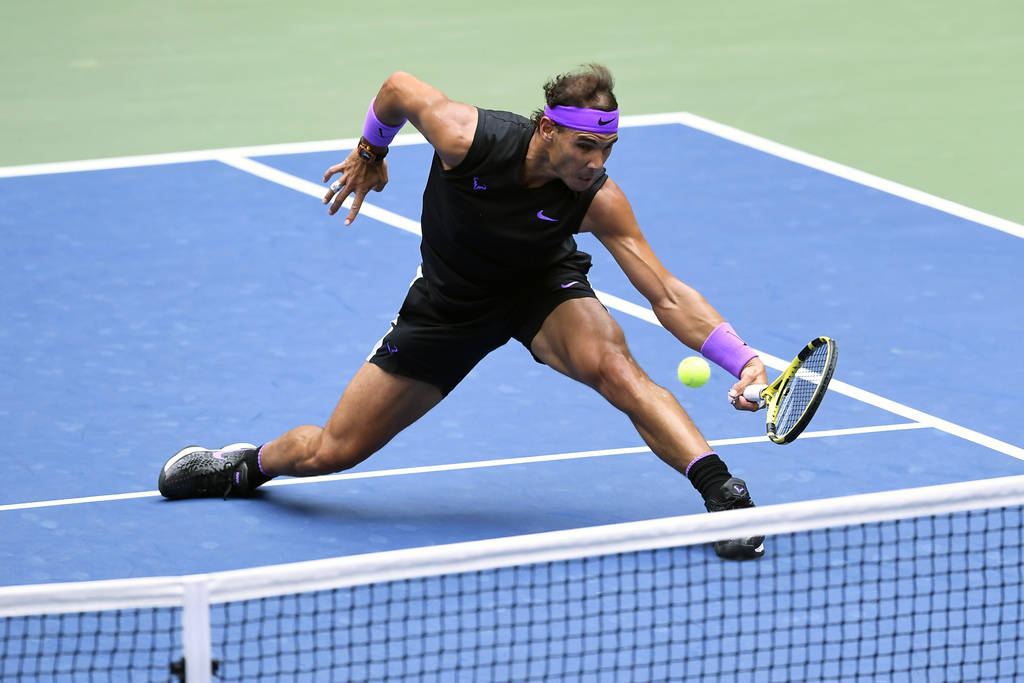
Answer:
[
  {"left": 0, "top": 607, "right": 179, "bottom": 682},
  {"left": 206, "top": 507, "right": 1023, "bottom": 682},
  {"left": 2, "top": 482, "right": 1022, "bottom": 682}
]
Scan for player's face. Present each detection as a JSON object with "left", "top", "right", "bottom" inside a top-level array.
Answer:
[{"left": 553, "top": 128, "right": 617, "bottom": 191}]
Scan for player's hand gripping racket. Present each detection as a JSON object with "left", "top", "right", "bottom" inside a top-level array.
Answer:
[{"left": 741, "top": 336, "right": 838, "bottom": 444}]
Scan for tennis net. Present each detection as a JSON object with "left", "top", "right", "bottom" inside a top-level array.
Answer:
[{"left": 2, "top": 475, "right": 1022, "bottom": 682}]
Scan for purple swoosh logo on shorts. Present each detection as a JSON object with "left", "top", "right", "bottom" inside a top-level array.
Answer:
[
  {"left": 560, "top": 281, "right": 579, "bottom": 289},
  {"left": 537, "top": 210, "right": 558, "bottom": 222}
]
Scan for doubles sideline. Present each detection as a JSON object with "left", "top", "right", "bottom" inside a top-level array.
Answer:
[
  {"left": 0, "top": 422, "right": 929, "bottom": 512},
  {"left": 1, "top": 112, "right": 1021, "bottom": 240},
  {"left": 216, "top": 153, "right": 1024, "bottom": 464}
]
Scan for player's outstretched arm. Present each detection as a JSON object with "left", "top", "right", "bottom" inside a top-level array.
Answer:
[
  {"left": 582, "top": 178, "right": 768, "bottom": 410},
  {"left": 322, "top": 72, "right": 478, "bottom": 225}
]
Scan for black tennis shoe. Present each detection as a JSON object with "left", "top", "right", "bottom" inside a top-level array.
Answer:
[
  {"left": 704, "top": 477, "right": 766, "bottom": 560},
  {"left": 158, "top": 442, "right": 258, "bottom": 500}
]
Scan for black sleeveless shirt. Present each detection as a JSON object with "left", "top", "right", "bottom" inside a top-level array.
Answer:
[{"left": 418, "top": 108, "right": 607, "bottom": 308}]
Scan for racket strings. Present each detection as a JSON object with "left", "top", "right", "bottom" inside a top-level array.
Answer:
[{"left": 775, "top": 346, "right": 829, "bottom": 434}]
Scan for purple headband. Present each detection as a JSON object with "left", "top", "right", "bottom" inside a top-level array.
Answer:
[{"left": 544, "top": 105, "right": 619, "bottom": 134}]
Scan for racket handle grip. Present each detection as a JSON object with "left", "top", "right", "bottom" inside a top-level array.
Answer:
[{"left": 743, "top": 384, "right": 767, "bottom": 403}]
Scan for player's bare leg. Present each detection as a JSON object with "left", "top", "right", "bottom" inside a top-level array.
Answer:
[
  {"left": 529, "top": 297, "right": 710, "bottom": 472},
  {"left": 259, "top": 363, "right": 443, "bottom": 476},
  {"left": 158, "top": 363, "right": 442, "bottom": 499},
  {"left": 530, "top": 297, "right": 764, "bottom": 560}
]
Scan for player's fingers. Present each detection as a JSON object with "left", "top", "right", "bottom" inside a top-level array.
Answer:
[
  {"left": 322, "top": 163, "right": 344, "bottom": 183},
  {"left": 322, "top": 177, "right": 342, "bottom": 204},
  {"left": 345, "top": 189, "right": 369, "bottom": 226},
  {"left": 728, "top": 390, "right": 761, "bottom": 412},
  {"left": 323, "top": 176, "right": 347, "bottom": 205},
  {"left": 734, "top": 397, "right": 761, "bottom": 412},
  {"left": 370, "top": 164, "right": 389, "bottom": 193},
  {"left": 327, "top": 186, "right": 351, "bottom": 216}
]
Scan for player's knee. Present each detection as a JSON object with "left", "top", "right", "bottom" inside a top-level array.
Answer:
[{"left": 592, "top": 347, "right": 646, "bottom": 406}]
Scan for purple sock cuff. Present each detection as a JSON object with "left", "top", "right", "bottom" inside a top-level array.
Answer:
[
  {"left": 685, "top": 451, "right": 716, "bottom": 478},
  {"left": 362, "top": 97, "right": 406, "bottom": 147},
  {"left": 701, "top": 322, "right": 758, "bottom": 378},
  {"left": 257, "top": 444, "right": 269, "bottom": 477}
]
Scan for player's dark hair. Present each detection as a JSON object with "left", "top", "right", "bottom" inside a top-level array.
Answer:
[{"left": 531, "top": 63, "right": 617, "bottom": 128}]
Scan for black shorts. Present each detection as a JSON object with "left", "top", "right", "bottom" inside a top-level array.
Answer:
[{"left": 368, "top": 252, "right": 599, "bottom": 396}]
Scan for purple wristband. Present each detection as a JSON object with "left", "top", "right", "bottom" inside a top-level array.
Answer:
[
  {"left": 700, "top": 323, "right": 758, "bottom": 378},
  {"left": 362, "top": 97, "right": 406, "bottom": 147}
]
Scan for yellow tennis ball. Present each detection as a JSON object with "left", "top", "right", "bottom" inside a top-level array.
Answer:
[{"left": 677, "top": 356, "right": 711, "bottom": 388}]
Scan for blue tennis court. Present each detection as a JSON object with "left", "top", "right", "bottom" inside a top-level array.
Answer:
[{"left": 1, "top": 115, "right": 1022, "bottom": 594}]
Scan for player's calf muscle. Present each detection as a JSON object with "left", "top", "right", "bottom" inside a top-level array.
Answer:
[
  {"left": 265, "top": 426, "right": 365, "bottom": 477},
  {"left": 300, "top": 437, "right": 368, "bottom": 475}
]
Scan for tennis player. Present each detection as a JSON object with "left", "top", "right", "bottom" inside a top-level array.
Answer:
[{"left": 159, "top": 65, "right": 770, "bottom": 560}]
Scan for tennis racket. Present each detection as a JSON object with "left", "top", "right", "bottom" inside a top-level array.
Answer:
[{"left": 741, "top": 336, "right": 838, "bottom": 444}]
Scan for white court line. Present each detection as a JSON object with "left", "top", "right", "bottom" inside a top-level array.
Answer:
[
  {"left": 595, "top": 291, "right": 1024, "bottom": 461},
  {"left": 0, "top": 423, "right": 928, "bottom": 513},
  {"left": 673, "top": 113, "right": 1024, "bottom": 240},
  {"left": 217, "top": 155, "right": 422, "bottom": 235},
  {"left": 0, "top": 114, "right": 679, "bottom": 179},
  {"left": 3, "top": 117, "right": 1020, "bottom": 490},
  {"left": 2, "top": 111, "right": 1021, "bottom": 240},
  {"left": 215, "top": 157, "right": 1024, "bottom": 463},
  {"left": 6, "top": 145, "right": 1017, "bottom": 465},
  {"left": 0, "top": 133, "right": 421, "bottom": 178}
]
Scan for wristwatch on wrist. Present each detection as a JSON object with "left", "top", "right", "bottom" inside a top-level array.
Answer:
[{"left": 357, "top": 137, "right": 388, "bottom": 164}]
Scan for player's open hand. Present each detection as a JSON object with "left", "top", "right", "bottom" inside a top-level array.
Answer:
[
  {"left": 322, "top": 150, "right": 389, "bottom": 226},
  {"left": 729, "top": 357, "right": 769, "bottom": 412}
]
